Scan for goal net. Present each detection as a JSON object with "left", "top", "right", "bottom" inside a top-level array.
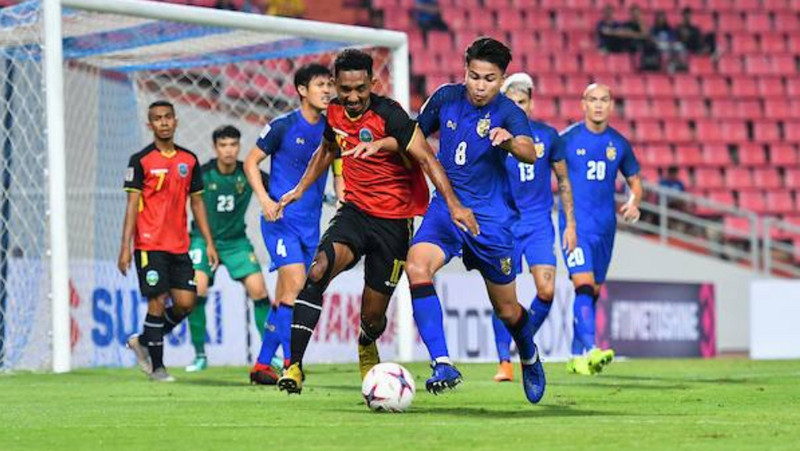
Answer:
[{"left": 0, "top": 0, "right": 409, "bottom": 371}]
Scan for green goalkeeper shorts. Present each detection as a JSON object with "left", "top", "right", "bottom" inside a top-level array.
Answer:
[{"left": 189, "top": 236, "right": 262, "bottom": 284}]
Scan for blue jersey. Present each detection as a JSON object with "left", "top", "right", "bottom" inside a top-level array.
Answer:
[
  {"left": 417, "top": 84, "right": 532, "bottom": 225},
  {"left": 256, "top": 109, "right": 327, "bottom": 226},
  {"left": 557, "top": 122, "right": 640, "bottom": 236},
  {"left": 505, "top": 119, "right": 563, "bottom": 220}
]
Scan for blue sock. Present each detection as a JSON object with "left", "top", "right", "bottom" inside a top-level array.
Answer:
[
  {"left": 571, "top": 318, "right": 584, "bottom": 356},
  {"left": 491, "top": 313, "right": 512, "bottom": 362},
  {"left": 528, "top": 296, "right": 552, "bottom": 336},
  {"left": 573, "top": 287, "right": 596, "bottom": 351},
  {"left": 503, "top": 307, "right": 537, "bottom": 364},
  {"left": 276, "top": 304, "right": 293, "bottom": 363},
  {"left": 410, "top": 283, "right": 450, "bottom": 361},
  {"left": 256, "top": 305, "right": 280, "bottom": 365}
]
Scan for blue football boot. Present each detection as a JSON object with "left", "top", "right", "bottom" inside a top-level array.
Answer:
[{"left": 425, "top": 362, "right": 463, "bottom": 394}]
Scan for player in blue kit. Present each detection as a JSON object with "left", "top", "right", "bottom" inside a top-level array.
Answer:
[
  {"left": 405, "top": 37, "right": 546, "bottom": 404},
  {"left": 489, "top": 73, "right": 577, "bottom": 383},
  {"left": 243, "top": 63, "right": 343, "bottom": 384},
  {"left": 560, "top": 83, "right": 642, "bottom": 375}
]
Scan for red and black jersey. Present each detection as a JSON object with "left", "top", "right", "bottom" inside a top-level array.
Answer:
[
  {"left": 324, "top": 94, "right": 429, "bottom": 219},
  {"left": 123, "top": 143, "right": 203, "bottom": 254}
]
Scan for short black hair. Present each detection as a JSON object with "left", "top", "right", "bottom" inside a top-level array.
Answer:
[
  {"left": 148, "top": 100, "right": 174, "bottom": 112},
  {"left": 334, "top": 48, "right": 373, "bottom": 78},
  {"left": 212, "top": 124, "right": 241, "bottom": 144},
  {"left": 465, "top": 37, "right": 512, "bottom": 73},
  {"left": 294, "top": 63, "right": 332, "bottom": 96}
]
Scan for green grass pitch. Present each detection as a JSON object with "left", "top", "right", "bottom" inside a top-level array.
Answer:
[{"left": 2, "top": 359, "right": 799, "bottom": 450}]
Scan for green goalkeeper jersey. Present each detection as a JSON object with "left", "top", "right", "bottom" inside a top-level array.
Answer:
[{"left": 190, "top": 159, "right": 268, "bottom": 242}]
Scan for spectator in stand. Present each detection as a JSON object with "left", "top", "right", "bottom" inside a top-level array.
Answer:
[
  {"left": 659, "top": 165, "right": 686, "bottom": 194},
  {"left": 414, "top": 0, "right": 448, "bottom": 33},
  {"left": 620, "top": 4, "right": 650, "bottom": 51},
  {"left": 676, "top": 7, "right": 716, "bottom": 55},
  {"left": 597, "top": 5, "right": 627, "bottom": 53},
  {"left": 658, "top": 165, "right": 693, "bottom": 234},
  {"left": 267, "top": 0, "right": 305, "bottom": 17},
  {"left": 651, "top": 11, "right": 688, "bottom": 72}
]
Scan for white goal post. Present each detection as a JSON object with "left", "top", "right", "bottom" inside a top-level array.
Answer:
[{"left": 2, "top": 0, "right": 414, "bottom": 372}]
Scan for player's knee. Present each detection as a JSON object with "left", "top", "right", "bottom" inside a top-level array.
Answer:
[
  {"left": 404, "top": 258, "right": 432, "bottom": 284},
  {"left": 493, "top": 302, "right": 520, "bottom": 323},
  {"left": 307, "top": 258, "right": 328, "bottom": 283},
  {"left": 360, "top": 311, "right": 387, "bottom": 336},
  {"left": 308, "top": 242, "right": 336, "bottom": 284},
  {"left": 536, "top": 283, "right": 555, "bottom": 303}
]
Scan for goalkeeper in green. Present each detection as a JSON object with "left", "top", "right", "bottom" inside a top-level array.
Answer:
[{"left": 185, "top": 125, "right": 272, "bottom": 372}]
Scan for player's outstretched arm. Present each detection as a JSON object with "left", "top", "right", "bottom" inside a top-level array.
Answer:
[
  {"left": 277, "top": 138, "right": 337, "bottom": 218},
  {"left": 407, "top": 126, "right": 480, "bottom": 236},
  {"left": 117, "top": 191, "right": 140, "bottom": 276},
  {"left": 620, "top": 174, "right": 643, "bottom": 224},
  {"left": 191, "top": 194, "right": 219, "bottom": 270},
  {"left": 244, "top": 146, "right": 279, "bottom": 221},
  {"left": 553, "top": 160, "right": 577, "bottom": 253}
]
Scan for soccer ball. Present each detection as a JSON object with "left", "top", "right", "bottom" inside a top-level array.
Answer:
[{"left": 361, "top": 362, "right": 415, "bottom": 412}]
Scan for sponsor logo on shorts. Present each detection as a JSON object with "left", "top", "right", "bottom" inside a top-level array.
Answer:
[
  {"left": 500, "top": 257, "right": 512, "bottom": 276},
  {"left": 178, "top": 162, "right": 189, "bottom": 178},
  {"left": 359, "top": 127, "right": 374, "bottom": 143},
  {"left": 145, "top": 270, "right": 159, "bottom": 286}
]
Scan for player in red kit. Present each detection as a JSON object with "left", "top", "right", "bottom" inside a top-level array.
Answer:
[{"left": 118, "top": 100, "right": 219, "bottom": 382}]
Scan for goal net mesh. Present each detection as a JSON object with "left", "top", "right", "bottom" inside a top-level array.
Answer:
[{"left": 0, "top": 0, "right": 396, "bottom": 369}]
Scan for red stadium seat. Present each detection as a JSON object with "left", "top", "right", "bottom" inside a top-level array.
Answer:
[
  {"left": 536, "top": 74, "right": 564, "bottom": 96},
  {"left": 695, "top": 120, "right": 725, "bottom": 142},
  {"left": 645, "top": 75, "right": 673, "bottom": 98},
  {"left": 737, "top": 0, "right": 763, "bottom": 10},
  {"left": 721, "top": 121, "right": 749, "bottom": 142},
  {"left": 745, "top": 13, "right": 772, "bottom": 33},
  {"left": 763, "top": 100, "right": 790, "bottom": 120},
  {"left": 606, "top": 54, "right": 634, "bottom": 74},
  {"left": 674, "top": 145, "right": 702, "bottom": 166},
  {"left": 694, "top": 169, "right": 725, "bottom": 189},
  {"left": 717, "top": 12, "right": 745, "bottom": 32},
  {"left": 738, "top": 145, "right": 767, "bottom": 166},
  {"left": 771, "top": 55, "right": 796, "bottom": 76},
  {"left": 716, "top": 55, "right": 744, "bottom": 76},
  {"left": 634, "top": 120, "right": 665, "bottom": 142},
  {"left": 665, "top": 120, "right": 693, "bottom": 143},
  {"left": 581, "top": 53, "right": 607, "bottom": 74},
  {"left": 788, "top": 33, "right": 800, "bottom": 54},
  {"left": 790, "top": 101, "right": 800, "bottom": 119},
  {"left": 688, "top": 56, "right": 714, "bottom": 75},
  {"left": 711, "top": 100, "right": 739, "bottom": 119},
  {"left": 533, "top": 98, "right": 559, "bottom": 122},
  {"left": 619, "top": 76, "right": 647, "bottom": 97},
  {"left": 753, "top": 121, "right": 781, "bottom": 142},
  {"left": 762, "top": 0, "right": 790, "bottom": 11},
  {"left": 726, "top": 168, "right": 754, "bottom": 189},
  {"left": 760, "top": 34, "right": 787, "bottom": 53},
  {"left": 708, "top": 190, "right": 735, "bottom": 207},
  {"left": 723, "top": 216, "right": 752, "bottom": 240},
  {"left": 565, "top": 31, "right": 596, "bottom": 51},
  {"left": 564, "top": 75, "right": 590, "bottom": 94},
  {"left": 706, "top": 0, "right": 733, "bottom": 10},
  {"left": 553, "top": 53, "right": 580, "bottom": 73},
  {"left": 730, "top": 33, "right": 758, "bottom": 54},
  {"left": 649, "top": 0, "right": 675, "bottom": 9},
  {"left": 638, "top": 144, "right": 674, "bottom": 167},
  {"left": 673, "top": 75, "right": 701, "bottom": 97},
  {"left": 737, "top": 190, "right": 767, "bottom": 213},
  {"left": 766, "top": 191, "right": 795, "bottom": 215},
  {"left": 753, "top": 168, "right": 782, "bottom": 189},
  {"left": 539, "top": 32, "right": 566, "bottom": 50},
  {"left": 787, "top": 78, "right": 800, "bottom": 97},
  {"left": 701, "top": 145, "right": 732, "bottom": 167},
  {"left": 738, "top": 99, "right": 763, "bottom": 119},
  {"left": 442, "top": 7, "right": 468, "bottom": 31},
  {"left": 653, "top": 99, "right": 679, "bottom": 119},
  {"left": 639, "top": 167, "right": 660, "bottom": 182},
  {"left": 677, "top": 0, "right": 703, "bottom": 7},
  {"left": 784, "top": 121, "right": 800, "bottom": 142},
  {"left": 770, "top": 145, "right": 798, "bottom": 165},
  {"left": 758, "top": 77, "right": 786, "bottom": 98},
  {"left": 785, "top": 168, "right": 800, "bottom": 189},
  {"left": 624, "top": 99, "right": 652, "bottom": 119},
  {"left": 745, "top": 55, "right": 771, "bottom": 76},
  {"left": 701, "top": 77, "right": 729, "bottom": 98},
  {"left": 678, "top": 99, "right": 707, "bottom": 118},
  {"left": 497, "top": 9, "right": 525, "bottom": 31},
  {"left": 468, "top": 10, "right": 495, "bottom": 30},
  {"left": 730, "top": 77, "right": 759, "bottom": 98},
  {"left": 774, "top": 13, "right": 799, "bottom": 32}
]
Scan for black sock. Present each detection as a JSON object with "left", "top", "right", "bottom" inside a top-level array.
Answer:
[
  {"left": 163, "top": 306, "right": 188, "bottom": 335},
  {"left": 358, "top": 316, "right": 387, "bottom": 347},
  {"left": 142, "top": 314, "right": 165, "bottom": 370},
  {"left": 290, "top": 279, "right": 325, "bottom": 366}
]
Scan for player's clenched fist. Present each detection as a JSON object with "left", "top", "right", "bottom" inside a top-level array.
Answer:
[
  {"left": 489, "top": 127, "right": 512, "bottom": 147},
  {"left": 276, "top": 187, "right": 302, "bottom": 219},
  {"left": 261, "top": 197, "right": 280, "bottom": 222},
  {"left": 117, "top": 246, "right": 131, "bottom": 276},
  {"left": 450, "top": 204, "right": 480, "bottom": 237}
]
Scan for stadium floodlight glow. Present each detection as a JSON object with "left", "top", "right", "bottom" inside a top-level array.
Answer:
[{"left": 0, "top": 0, "right": 412, "bottom": 372}]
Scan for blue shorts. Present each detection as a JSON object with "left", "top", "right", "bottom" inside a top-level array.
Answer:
[
  {"left": 560, "top": 230, "right": 615, "bottom": 284},
  {"left": 260, "top": 216, "right": 318, "bottom": 272},
  {"left": 412, "top": 198, "right": 516, "bottom": 285},
  {"left": 513, "top": 214, "right": 557, "bottom": 273}
]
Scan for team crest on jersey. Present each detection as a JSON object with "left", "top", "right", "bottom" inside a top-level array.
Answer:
[
  {"left": 235, "top": 177, "right": 246, "bottom": 194},
  {"left": 145, "top": 270, "right": 159, "bottom": 287},
  {"left": 606, "top": 142, "right": 617, "bottom": 161},
  {"left": 476, "top": 115, "right": 491, "bottom": 138},
  {"left": 296, "top": 137, "right": 305, "bottom": 145},
  {"left": 446, "top": 120, "right": 457, "bottom": 130},
  {"left": 500, "top": 257, "right": 512, "bottom": 276},
  {"left": 534, "top": 141, "right": 545, "bottom": 158},
  {"left": 577, "top": 148, "right": 587, "bottom": 156},
  {"left": 359, "top": 127, "right": 374, "bottom": 143},
  {"left": 209, "top": 183, "right": 217, "bottom": 191},
  {"left": 249, "top": 253, "right": 257, "bottom": 263},
  {"left": 178, "top": 162, "right": 189, "bottom": 178}
]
